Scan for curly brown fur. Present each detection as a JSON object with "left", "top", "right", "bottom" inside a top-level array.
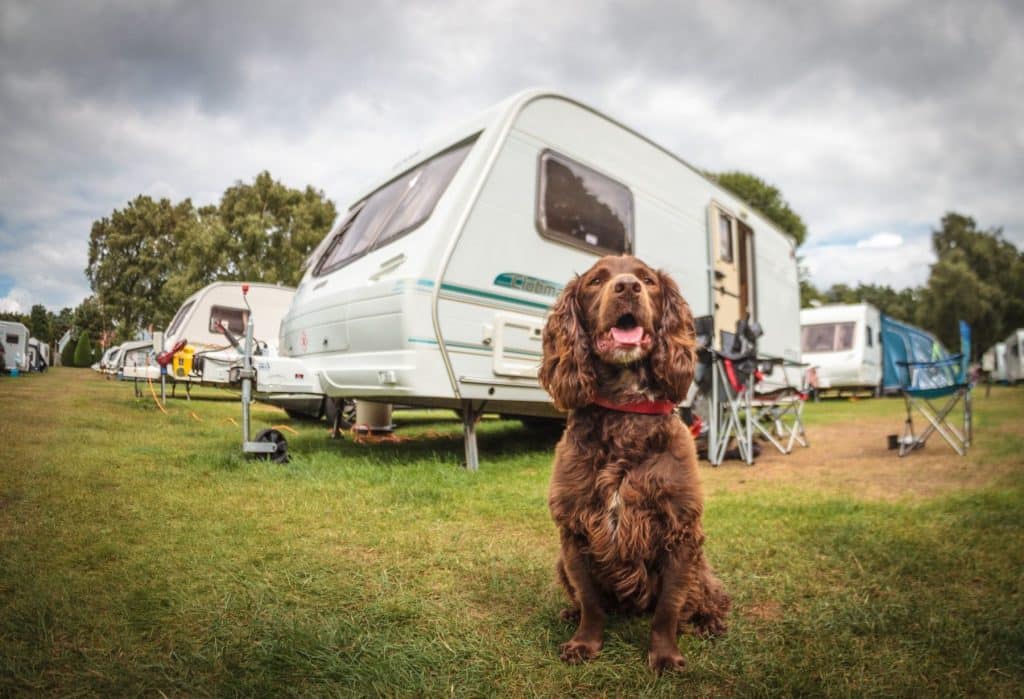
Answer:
[{"left": 540, "top": 255, "right": 730, "bottom": 673}]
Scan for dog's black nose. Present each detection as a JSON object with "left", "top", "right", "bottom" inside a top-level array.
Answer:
[{"left": 613, "top": 274, "right": 642, "bottom": 296}]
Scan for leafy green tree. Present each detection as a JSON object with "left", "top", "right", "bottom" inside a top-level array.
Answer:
[
  {"left": 28, "top": 304, "right": 51, "bottom": 342},
  {"left": 60, "top": 337, "right": 76, "bottom": 367},
  {"left": 214, "top": 171, "right": 337, "bottom": 286},
  {"left": 916, "top": 212, "right": 1023, "bottom": 353},
  {"left": 72, "top": 296, "right": 108, "bottom": 345},
  {"left": 86, "top": 196, "right": 198, "bottom": 335},
  {"left": 73, "top": 333, "right": 93, "bottom": 367},
  {"left": 85, "top": 174, "right": 336, "bottom": 338},
  {"left": 710, "top": 171, "right": 808, "bottom": 246}
]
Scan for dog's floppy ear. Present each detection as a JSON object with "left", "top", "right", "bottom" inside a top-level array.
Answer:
[
  {"left": 539, "top": 275, "right": 597, "bottom": 411},
  {"left": 650, "top": 269, "right": 696, "bottom": 402}
]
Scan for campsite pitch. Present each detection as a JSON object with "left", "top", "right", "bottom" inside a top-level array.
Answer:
[{"left": 1, "top": 369, "right": 1022, "bottom": 696}]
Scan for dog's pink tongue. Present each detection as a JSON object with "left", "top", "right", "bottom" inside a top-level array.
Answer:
[{"left": 610, "top": 326, "right": 644, "bottom": 346}]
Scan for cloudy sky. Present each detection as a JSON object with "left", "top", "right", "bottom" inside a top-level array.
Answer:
[{"left": 1, "top": 0, "right": 1021, "bottom": 313}]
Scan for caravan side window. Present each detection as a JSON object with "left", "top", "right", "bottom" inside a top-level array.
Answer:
[
  {"left": 5, "top": 334, "right": 18, "bottom": 345},
  {"left": 209, "top": 305, "right": 248, "bottom": 336},
  {"left": 536, "top": 150, "right": 633, "bottom": 255},
  {"left": 866, "top": 325, "right": 873, "bottom": 347}
]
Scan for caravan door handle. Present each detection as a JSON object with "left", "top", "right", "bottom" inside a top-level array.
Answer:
[{"left": 715, "top": 285, "right": 740, "bottom": 299}]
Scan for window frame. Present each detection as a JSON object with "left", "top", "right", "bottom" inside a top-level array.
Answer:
[
  {"left": 534, "top": 148, "right": 634, "bottom": 256},
  {"left": 208, "top": 305, "right": 249, "bottom": 336},
  {"left": 312, "top": 134, "right": 479, "bottom": 279}
]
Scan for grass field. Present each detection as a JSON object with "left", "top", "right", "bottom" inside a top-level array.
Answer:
[{"left": 2, "top": 369, "right": 1022, "bottom": 696}]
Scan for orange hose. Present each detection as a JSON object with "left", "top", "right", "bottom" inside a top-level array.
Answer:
[{"left": 147, "top": 378, "right": 169, "bottom": 416}]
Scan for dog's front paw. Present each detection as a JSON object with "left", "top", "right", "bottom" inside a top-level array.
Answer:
[
  {"left": 559, "top": 638, "right": 602, "bottom": 664},
  {"left": 648, "top": 644, "right": 686, "bottom": 674}
]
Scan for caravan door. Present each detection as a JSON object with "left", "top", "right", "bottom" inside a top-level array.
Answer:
[{"left": 710, "top": 205, "right": 753, "bottom": 347}]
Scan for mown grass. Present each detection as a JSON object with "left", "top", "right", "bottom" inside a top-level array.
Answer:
[{"left": 1, "top": 370, "right": 1022, "bottom": 696}]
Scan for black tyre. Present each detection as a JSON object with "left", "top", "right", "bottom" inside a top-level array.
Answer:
[{"left": 254, "top": 428, "right": 290, "bottom": 464}]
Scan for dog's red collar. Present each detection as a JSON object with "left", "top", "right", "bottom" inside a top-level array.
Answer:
[{"left": 592, "top": 396, "right": 677, "bottom": 415}]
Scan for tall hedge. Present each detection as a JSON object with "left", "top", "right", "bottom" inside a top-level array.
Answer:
[
  {"left": 60, "top": 338, "right": 76, "bottom": 367},
  {"left": 73, "top": 333, "right": 93, "bottom": 367}
]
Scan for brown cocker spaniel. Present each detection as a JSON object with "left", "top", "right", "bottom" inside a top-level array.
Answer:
[{"left": 539, "top": 254, "right": 730, "bottom": 673}]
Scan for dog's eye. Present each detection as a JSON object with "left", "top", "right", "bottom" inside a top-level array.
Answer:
[
  {"left": 643, "top": 276, "right": 656, "bottom": 286},
  {"left": 589, "top": 277, "right": 603, "bottom": 286}
]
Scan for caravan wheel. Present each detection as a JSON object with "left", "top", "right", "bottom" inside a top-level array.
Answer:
[{"left": 254, "top": 428, "right": 290, "bottom": 464}]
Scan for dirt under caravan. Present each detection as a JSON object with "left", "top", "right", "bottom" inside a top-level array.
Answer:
[{"left": 262, "top": 90, "right": 802, "bottom": 467}]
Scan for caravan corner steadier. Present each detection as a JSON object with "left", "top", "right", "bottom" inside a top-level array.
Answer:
[{"left": 270, "top": 90, "right": 802, "bottom": 468}]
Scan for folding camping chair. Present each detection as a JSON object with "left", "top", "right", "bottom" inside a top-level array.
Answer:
[
  {"left": 895, "top": 322, "right": 973, "bottom": 457},
  {"left": 697, "top": 318, "right": 761, "bottom": 466},
  {"left": 751, "top": 358, "right": 810, "bottom": 455}
]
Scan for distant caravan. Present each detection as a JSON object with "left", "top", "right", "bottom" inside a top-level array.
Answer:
[
  {"left": 1004, "top": 329, "right": 1024, "bottom": 383},
  {"left": 123, "top": 282, "right": 326, "bottom": 418},
  {"left": 260, "top": 90, "right": 803, "bottom": 467},
  {"left": 800, "top": 303, "right": 884, "bottom": 395},
  {"left": 800, "top": 302, "right": 960, "bottom": 397}
]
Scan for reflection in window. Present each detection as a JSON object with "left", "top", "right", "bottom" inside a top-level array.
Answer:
[
  {"left": 209, "top": 305, "right": 248, "bottom": 336},
  {"left": 801, "top": 322, "right": 857, "bottom": 352},
  {"left": 537, "top": 151, "right": 633, "bottom": 254},
  {"left": 314, "top": 138, "right": 477, "bottom": 277},
  {"left": 719, "top": 213, "right": 733, "bottom": 262}
]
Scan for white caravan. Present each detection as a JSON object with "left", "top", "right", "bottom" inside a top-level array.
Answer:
[
  {"left": 270, "top": 90, "right": 802, "bottom": 461},
  {"left": 1, "top": 321, "right": 30, "bottom": 372},
  {"left": 981, "top": 342, "right": 1007, "bottom": 383},
  {"left": 124, "top": 282, "right": 295, "bottom": 384},
  {"left": 800, "top": 303, "right": 883, "bottom": 394},
  {"left": 114, "top": 339, "right": 157, "bottom": 378},
  {"left": 1005, "top": 329, "right": 1024, "bottom": 383},
  {"left": 27, "top": 337, "right": 49, "bottom": 371}
]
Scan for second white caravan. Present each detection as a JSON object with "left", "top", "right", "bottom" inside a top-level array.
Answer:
[
  {"left": 271, "top": 90, "right": 802, "bottom": 463},
  {"left": 800, "top": 303, "right": 883, "bottom": 394}
]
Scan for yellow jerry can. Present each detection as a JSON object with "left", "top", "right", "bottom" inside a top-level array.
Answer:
[{"left": 173, "top": 345, "right": 196, "bottom": 378}]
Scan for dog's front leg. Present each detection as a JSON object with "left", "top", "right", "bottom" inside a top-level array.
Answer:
[
  {"left": 557, "top": 531, "right": 605, "bottom": 664},
  {"left": 648, "top": 551, "right": 692, "bottom": 673}
]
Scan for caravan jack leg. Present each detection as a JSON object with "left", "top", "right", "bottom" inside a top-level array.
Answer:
[
  {"left": 234, "top": 284, "right": 289, "bottom": 464},
  {"left": 460, "top": 400, "right": 486, "bottom": 471}
]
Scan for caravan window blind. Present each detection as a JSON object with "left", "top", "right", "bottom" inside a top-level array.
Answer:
[
  {"left": 537, "top": 150, "right": 633, "bottom": 255},
  {"left": 801, "top": 322, "right": 856, "bottom": 353}
]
